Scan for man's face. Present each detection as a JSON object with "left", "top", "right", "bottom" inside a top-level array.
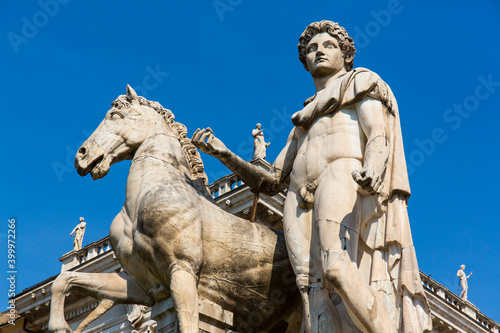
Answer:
[{"left": 305, "top": 32, "right": 345, "bottom": 78}]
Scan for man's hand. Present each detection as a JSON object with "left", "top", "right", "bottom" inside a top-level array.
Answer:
[
  {"left": 352, "top": 168, "right": 383, "bottom": 194},
  {"left": 191, "top": 128, "right": 229, "bottom": 158}
]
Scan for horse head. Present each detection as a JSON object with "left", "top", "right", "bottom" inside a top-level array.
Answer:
[
  {"left": 75, "top": 85, "right": 208, "bottom": 185},
  {"left": 75, "top": 85, "right": 158, "bottom": 179}
]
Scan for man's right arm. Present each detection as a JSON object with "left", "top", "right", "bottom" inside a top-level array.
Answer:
[{"left": 191, "top": 127, "right": 297, "bottom": 195}]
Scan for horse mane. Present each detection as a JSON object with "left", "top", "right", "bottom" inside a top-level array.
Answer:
[{"left": 112, "top": 95, "right": 209, "bottom": 185}]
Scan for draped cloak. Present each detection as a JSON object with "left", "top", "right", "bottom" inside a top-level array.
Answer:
[{"left": 292, "top": 68, "right": 432, "bottom": 332}]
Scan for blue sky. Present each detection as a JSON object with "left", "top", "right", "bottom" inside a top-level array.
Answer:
[{"left": 1, "top": 0, "right": 500, "bottom": 323}]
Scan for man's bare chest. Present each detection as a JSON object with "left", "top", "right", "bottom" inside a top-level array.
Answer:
[{"left": 295, "top": 108, "right": 366, "bottom": 151}]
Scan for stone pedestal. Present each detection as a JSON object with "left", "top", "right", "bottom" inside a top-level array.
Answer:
[
  {"left": 151, "top": 298, "right": 233, "bottom": 333},
  {"left": 463, "top": 301, "right": 478, "bottom": 320}
]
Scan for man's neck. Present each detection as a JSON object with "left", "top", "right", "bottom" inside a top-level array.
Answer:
[{"left": 313, "top": 67, "right": 348, "bottom": 92}]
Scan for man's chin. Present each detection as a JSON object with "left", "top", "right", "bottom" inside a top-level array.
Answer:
[
  {"left": 310, "top": 66, "right": 346, "bottom": 79},
  {"left": 311, "top": 68, "right": 336, "bottom": 78}
]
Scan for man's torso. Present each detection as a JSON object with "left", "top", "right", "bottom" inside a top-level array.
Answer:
[{"left": 289, "top": 105, "right": 366, "bottom": 191}]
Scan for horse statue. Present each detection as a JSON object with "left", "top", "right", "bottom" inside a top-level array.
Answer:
[{"left": 48, "top": 86, "right": 300, "bottom": 333}]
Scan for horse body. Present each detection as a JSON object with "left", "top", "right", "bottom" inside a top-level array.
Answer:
[{"left": 48, "top": 86, "right": 299, "bottom": 333}]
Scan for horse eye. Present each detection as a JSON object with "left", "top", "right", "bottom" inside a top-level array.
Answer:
[{"left": 109, "top": 112, "right": 121, "bottom": 120}]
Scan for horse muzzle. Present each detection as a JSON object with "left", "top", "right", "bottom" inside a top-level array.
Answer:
[{"left": 75, "top": 142, "right": 106, "bottom": 178}]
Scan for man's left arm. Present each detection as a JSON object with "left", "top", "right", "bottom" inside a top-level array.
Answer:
[{"left": 352, "top": 97, "right": 390, "bottom": 194}]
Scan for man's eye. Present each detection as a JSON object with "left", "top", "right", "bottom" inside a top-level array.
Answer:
[{"left": 326, "top": 43, "right": 335, "bottom": 48}]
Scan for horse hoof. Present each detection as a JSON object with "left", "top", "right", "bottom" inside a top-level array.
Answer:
[
  {"left": 48, "top": 329, "right": 72, "bottom": 333},
  {"left": 48, "top": 323, "right": 72, "bottom": 333}
]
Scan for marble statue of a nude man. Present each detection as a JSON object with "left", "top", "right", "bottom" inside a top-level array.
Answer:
[
  {"left": 192, "top": 20, "right": 431, "bottom": 333},
  {"left": 457, "top": 265, "right": 472, "bottom": 301}
]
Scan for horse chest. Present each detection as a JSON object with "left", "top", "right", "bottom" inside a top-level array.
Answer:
[{"left": 109, "top": 212, "right": 164, "bottom": 290}]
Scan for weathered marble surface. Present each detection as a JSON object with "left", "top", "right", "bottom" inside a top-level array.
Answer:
[
  {"left": 48, "top": 86, "right": 300, "bottom": 333},
  {"left": 192, "top": 20, "right": 432, "bottom": 333},
  {"left": 48, "top": 19, "right": 433, "bottom": 333},
  {"left": 13, "top": 236, "right": 500, "bottom": 333}
]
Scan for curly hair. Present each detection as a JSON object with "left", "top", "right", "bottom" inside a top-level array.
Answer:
[{"left": 298, "top": 20, "right": 356, "bottom": 71}]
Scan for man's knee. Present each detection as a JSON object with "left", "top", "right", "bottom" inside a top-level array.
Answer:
[{"left": 322, "top": 250, "right": 347, "bottom": 287}]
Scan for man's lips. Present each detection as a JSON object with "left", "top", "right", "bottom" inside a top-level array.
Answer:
[{"left": 315, "top": 57, "right": 328, "bottom": 63}]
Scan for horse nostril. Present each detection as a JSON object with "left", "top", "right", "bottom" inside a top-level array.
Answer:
[{"left": 78, "top": 147, "right": 87, "bottom": 156}]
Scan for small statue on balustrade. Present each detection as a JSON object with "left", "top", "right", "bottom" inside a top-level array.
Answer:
[
  {"left": 457, "top": 264, "right": 473, "bottom": 301},
  {"left": 252, "top": 123, "right": 271, "bottom": 160},
  {"left": 70, "top": 217, "right": 86, "bottom": 251}
]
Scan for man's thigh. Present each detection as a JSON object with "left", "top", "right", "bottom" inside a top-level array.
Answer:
[
  {"left": 283, "top": 189, "right": 322, "bottom": 279},
  {"left": 314, "top": 161, "right": 361, "bottom": 261}
]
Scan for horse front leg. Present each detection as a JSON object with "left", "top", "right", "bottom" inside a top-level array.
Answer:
[
  {"left": 48, "top": 272, "right": 73, "bottom": 333},
  {"left": 170, "top": 267, "right": 199, "bottom": 333},
  {"left": 48, "top": 271, "right": 154, "bottom": 333}
]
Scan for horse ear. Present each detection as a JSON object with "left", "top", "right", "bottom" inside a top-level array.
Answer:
[{"left": 126, "top": 84, "right": 139, "bottom": 101}]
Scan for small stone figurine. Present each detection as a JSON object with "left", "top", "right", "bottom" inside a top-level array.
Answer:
[
  {"left": 457, "top": 265, "right": 473, "bottom": 301},
  {"left": 252, "top": 123, "right": 270, "bottom": 160},
  {"left": 70, "top": 217, "right": 87, "bottom": 251}
]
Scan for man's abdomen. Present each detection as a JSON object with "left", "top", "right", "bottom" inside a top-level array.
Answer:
[{"left": 290, "top": 108, "right": 366, "bottom": 189}]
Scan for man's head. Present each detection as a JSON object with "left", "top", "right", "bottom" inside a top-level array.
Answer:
[
  {"left": 79, "top": 217, "right": 84, "bottom": 222},
  {"left": 298, "top": 20, "right": 355, "bottom": 72},
  {"left": 256, "top": 123, "right": 261, "bottom": 129},
  {"left": 461, "top": 265, "right": 466, "bottom": 270}
]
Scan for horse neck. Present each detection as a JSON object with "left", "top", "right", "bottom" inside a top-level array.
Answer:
[
  {"left": 124, "top": 125, "right": 193, "bottom": 218},
  {"left": 133, "top": 123, "right": 192, "bottom": 177}
]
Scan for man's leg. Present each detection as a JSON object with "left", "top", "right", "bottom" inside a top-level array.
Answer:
[
  {"left": 283, "top": 190, "right": 323, "bottom": 333},
  {"left": 461, "top": 281, "right": 468, "bottom": 301},
  {"left": 315, "top": 159, "right": 395, "bottom": 333}
]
